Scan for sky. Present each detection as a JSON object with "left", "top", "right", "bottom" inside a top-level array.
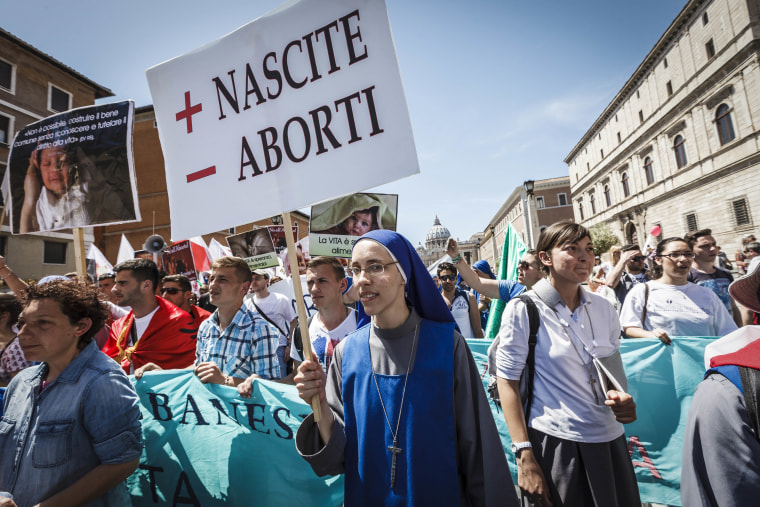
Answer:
[{"left": 2, "top": 0, "right": 688, "bottom": 247}]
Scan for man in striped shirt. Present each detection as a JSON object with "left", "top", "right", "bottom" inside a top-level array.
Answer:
[{"left": 195, "top": 257, "right": 280, "bottom": 387}]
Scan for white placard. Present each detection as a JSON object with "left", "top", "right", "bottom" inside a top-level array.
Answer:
[{"left": 146, "top": 0, "right": 418, "bottom": 240}]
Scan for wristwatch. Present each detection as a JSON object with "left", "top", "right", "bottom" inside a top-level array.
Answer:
[{"left": 511, "top": 441, "right": 532, "bottom": 457}]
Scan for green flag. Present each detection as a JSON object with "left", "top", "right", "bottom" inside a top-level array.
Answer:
[{"left": 483, "top": 222, "right": 527, "bottom": 338}]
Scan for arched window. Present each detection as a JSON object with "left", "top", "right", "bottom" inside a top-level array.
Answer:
[
  {"left": 622, "top": 172, "right": 630, "bottom": 197},
  {"left": 578, "top": 201, "right": 584, "bottom": 221},
  {"left": 674, "top": 135, "right": 687, "bottom": 168},
  {"left": 604, "top": 185, "right": 611, "bottom": 207},
  {"left": 590, "top": 193, "right": 596, "bottom": 214},
  {"left": 644, "top": 157, "right": 655, "bottom": 185},
  {"left": 716, "top": 104, "right": 735, "bottom": 145}
]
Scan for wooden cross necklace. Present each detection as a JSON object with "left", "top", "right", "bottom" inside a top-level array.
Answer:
[{"left": 370, "top": 323, "right": 419, "bottom": 490}]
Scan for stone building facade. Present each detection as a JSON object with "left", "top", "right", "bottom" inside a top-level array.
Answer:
[
  {"left": 0, "top": 27, "right": 112, "bottom": 282},
  {"left": 566, "top": 0, "right": 760, "bottom": 254},
  {"left": 479, "top": 177, "right": 574, "bottom": 269}
]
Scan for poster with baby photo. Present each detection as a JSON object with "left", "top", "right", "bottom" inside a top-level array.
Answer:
[
  {"left": 309, "top": 193, "right": 398, "bottom": 258},
  {"left": 225, "top": 228, "right": 279, "bottom": 270},
  {"left": 5, "top": 101, "right": 140, "bottom": 234}
]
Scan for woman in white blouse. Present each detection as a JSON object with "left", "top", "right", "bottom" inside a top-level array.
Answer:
[
  {"left": 620, "top": 237, "right": 737, "bottom": 343},
  {"left": 496, "top": 222, "right": 639, "bottom": 506}
]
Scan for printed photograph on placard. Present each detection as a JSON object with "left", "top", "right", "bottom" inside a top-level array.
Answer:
[
  {"left": 161, "top": 240, "right": 197, "bottom": 281},
  {"left": 267, "top": 225, "right": 298, "bottom": 254},
  {"left": 309, "top": 193, "right": 398, "bottom": 258},
  {"left": 225, "top": 228, "right": 279, "bottom": 270},
  {"left": 6, "top": 101, "right": 141, "bottom": 234}
]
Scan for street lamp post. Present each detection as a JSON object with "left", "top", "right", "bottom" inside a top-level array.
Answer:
[
  {"left": 523, "top": 180, "right": 538, "bottom": 248},
  {"left": 489, "top": 224, "right": 498, "bottom": 270}
]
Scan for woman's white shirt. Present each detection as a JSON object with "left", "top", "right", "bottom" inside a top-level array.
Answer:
[
  {"left": 496, "top": 280, "right": 624, "bottom": 443},
  {"left": 620, "top": 281, "right": 737, "bottom": 337}
]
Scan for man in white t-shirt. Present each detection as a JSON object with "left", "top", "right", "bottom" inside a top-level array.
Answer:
[
  {"left": 247, "top": 269, "right": 297, "bottom": 377},
  {"left": 284, "top": 256, "right": 357, "bottom": 382}
]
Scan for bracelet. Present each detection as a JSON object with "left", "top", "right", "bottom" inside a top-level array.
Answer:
[
  {"left": 224, "top": 375, "right": 232, "bottom": 386},
  {"left": 451, "top": 253, "right": 462, "bottom": 264}
]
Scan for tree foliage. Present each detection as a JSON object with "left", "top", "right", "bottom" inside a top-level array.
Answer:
[{"left": 589, "top": 223, "right": 620, "bottom": 256}]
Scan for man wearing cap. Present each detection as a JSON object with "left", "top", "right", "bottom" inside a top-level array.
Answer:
[
  {"left": 247, "top": 269, "right": 296, "bottom": 377},
  {"left": 682, "top": 263, "right": 760, "bottom": 505}
]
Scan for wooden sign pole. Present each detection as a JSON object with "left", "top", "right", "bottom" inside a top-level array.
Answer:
[
  {"left": 73, "top": 228, "right": 87, "bottom": 279},
  {"left": 281, "top": 212, "right": 321, "bottom": 422}
]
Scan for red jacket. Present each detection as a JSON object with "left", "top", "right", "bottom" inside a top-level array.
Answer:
[{"left": 103, "top": 296, "right": 197, "bottom": 374}]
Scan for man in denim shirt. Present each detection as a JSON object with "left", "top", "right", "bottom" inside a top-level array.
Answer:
[{"left": 0, "top": 280, "right": 142, "bottom": 506}]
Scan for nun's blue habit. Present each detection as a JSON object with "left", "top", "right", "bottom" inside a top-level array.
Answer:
[{"left": 295, "top": 231, "right": 518, "bottom": 507}]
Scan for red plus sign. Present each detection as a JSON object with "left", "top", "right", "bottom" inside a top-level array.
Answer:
[{"left": 175, "top": 91, "right": 202, "bottom": 133}]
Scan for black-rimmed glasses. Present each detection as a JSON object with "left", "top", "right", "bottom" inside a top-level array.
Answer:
[{"left": 349, "top": 261, "right": 399, "bottom": 277}]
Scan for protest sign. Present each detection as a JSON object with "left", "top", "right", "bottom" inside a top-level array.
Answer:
[
  {"left": 6, "top": 101, "right": 140, "bottom": 234},
  {"left": 467, "top": 336, "right": 715, "bottom": 507},
  {"left": 267, "top": 225, "right": 298, "bottom": 254},
  {"left": 226, "top": 229, "right": 279, "bottom": 271},
  {"left": 309, "top": 192, "right": 397, "bottom": 257},
  {"left": 127, "top": 370, "right": 343, "bottom": 506},
  {"left": 146, "top": 0, "right": 418, "bottom": 240},
  {"left": 161, "top": 240, "right": 198, "bottom": 281}
]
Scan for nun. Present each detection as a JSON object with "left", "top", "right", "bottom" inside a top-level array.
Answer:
[{"left": 294, "top": 230, "right": 518, "bottom": 506}]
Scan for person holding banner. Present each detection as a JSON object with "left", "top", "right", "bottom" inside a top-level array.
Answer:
[
  {"left": 102, "top": 259, "right": 198, "bottom": 376},
  {"left": 0, "top": 279, "right": 141, "bottom": 506},
  {"left": 620, "top": 237, "right": 737, "bottom": 344},
  {"left": 195, "top": 257, "right": 280, "bottom": 385},
  {"left": 496, "top": 222, "right": 640, "bottom": 506},
  {"left": 294, "top": 230, "right": 518, "bottom": 506}
]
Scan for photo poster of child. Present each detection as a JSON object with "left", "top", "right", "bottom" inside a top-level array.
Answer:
[
  {"left": 225, "top": 228, "right": 279, "bottom": 271},
  {"left": 309, "top": 192, "right": 398, "bottom": 258},
  {"left": 6, "top": 101, "right": 140, "bottom": 234}
]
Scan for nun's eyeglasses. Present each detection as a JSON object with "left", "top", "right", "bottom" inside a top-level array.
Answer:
[{"left": 349, "top": 262, "right": 399, "bottom": 277}]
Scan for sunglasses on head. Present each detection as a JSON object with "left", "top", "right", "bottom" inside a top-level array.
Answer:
[
  {"left": 439, "top": 275, "right": 456, "bottom": 282},
  {"left": 161, "top": 287, "right": 183, "bottom": 295}
]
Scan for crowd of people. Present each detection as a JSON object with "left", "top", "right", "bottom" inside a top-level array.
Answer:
[{"left": 0, "top": 221, "right": 758, "bottom": 506}]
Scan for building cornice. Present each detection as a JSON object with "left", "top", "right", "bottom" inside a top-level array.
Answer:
[
  {"left": 564, "top": 0, "right": 708, "bottom": 163},
  {"left": 571, "top": 40, "right": 760, "bottom": 196},
  {"left": 0, "top": 27, "right": 113, "bottom": 99}
]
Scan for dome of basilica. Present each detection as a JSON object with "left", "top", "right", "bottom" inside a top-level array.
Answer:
[{"left": 425, "top": 216, "right": 450, "bottom": 249}]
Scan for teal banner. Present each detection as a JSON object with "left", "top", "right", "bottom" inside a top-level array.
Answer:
[
  {"left": 467, "top": 336, "right": 717, "bottom": 507},
  {"left": 126, "top": 338, "right": 713, "bottom": 506},
  {"left": 127, "top": 370, "right": 343, "bottom": 506}
]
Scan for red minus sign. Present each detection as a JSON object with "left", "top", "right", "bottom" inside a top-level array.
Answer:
[{"left": 186, "top": 166, "right": 216, "bottom": 183}]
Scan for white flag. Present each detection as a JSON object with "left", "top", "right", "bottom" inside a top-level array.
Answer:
[
  {"left": 208, "top": 238, "right": 231, "bottom": 260},
  {"left": 117, "top": 234, "right": 135, "bottom": 264},
  {"left": 86, "top": 244, "right": 113, "bottom": 275}
]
